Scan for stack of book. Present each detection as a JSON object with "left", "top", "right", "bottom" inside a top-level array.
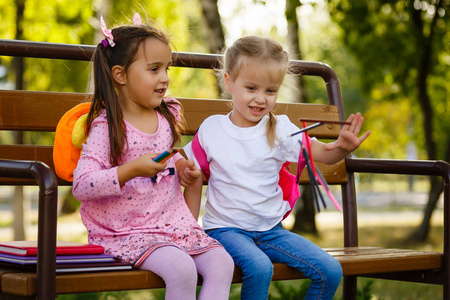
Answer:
[{"left": 0, "top": 240, "right": 132, "bottom": 273}]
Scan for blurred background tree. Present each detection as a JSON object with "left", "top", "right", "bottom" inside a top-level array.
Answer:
[{"left": 326, "top": 0, "right": 450, "bottom": 241}]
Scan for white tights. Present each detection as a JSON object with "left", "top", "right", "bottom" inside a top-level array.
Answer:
[{"left": 139, "top": 246, "right": 234, "bottom": 300}]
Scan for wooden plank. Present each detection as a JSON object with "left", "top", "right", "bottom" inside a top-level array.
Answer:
[
  {"left": 0, "top": 90, "right": 90, "bottom": 131},
  {"left": 1, "top": 91, "right": 341, "bottom": 138},
  {"left": 0, "top": 90, "right": 347, "bottom": 185},
  {"left": 1, "top": 248, "right": 444, "bottom": 296},
  {"left": 1, "top": 273, "right": 36, "bottom": 296},
  {"left": 180, "top": 97, "right": 341, "bottom": 138},
  {"left": 0, "top": 145, "right": 347, "bottom": 185}
]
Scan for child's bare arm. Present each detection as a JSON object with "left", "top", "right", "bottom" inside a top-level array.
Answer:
[
  {"left": 176, "top": 158, "right": 203, "bottom": 220},
  {"left": 183, "top": 174, "right": 203, "bottom": 220}
]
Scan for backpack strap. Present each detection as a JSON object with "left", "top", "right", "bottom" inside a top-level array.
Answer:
[{"left": 191, "top": 131, "right": 211, "bottom": 181}]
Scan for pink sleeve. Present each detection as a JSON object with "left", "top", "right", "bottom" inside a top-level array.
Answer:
[
  {"left": 72, "top": 119, "right": 123, "bottom": 202},
  {"left": 173, "top": 152, "right": 184, "bottom": 163}
]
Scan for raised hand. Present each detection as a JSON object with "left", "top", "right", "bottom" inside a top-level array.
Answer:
[{"left": 324, "top": 113, "right": 371, "bottom": 153}]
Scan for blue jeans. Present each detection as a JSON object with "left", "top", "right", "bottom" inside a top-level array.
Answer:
[{"left": 206, "top": 223, "right": 342, "bottom": 300}]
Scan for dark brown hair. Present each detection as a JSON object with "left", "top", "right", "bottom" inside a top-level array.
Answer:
[{"left": 88, "top": 24, "right": 184, "bottom": 166}]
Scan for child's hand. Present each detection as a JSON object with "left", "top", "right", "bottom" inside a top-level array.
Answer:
[
  {"left": 324, "top": 113, "right": 371, "bottom": 152},
  {"left": 117, "top": 153, "right": 167, "bottom": 186},
  {"left": 178, "top": 159, "right": 202, "bottom": 187},
  {"left": 139, "top": 153, "right": 168, "bottom": 177}
]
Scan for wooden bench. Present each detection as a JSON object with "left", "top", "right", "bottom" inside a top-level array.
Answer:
[{"left": 0, "top": 39, "right": 449, "bottom": 300}]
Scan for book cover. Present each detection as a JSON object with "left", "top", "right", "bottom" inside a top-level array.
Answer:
[
  {"left": 0, "top": 252, "right": 116, "bottom": 265},
  {"left": 0, "top": 241, "right": 105, "bottom": 256},
  {"left": 0, "top": 261, "right": 133, "bottom": 274},
  {"left": 55, "top": 262, "right": 133, "bottom": 274}
]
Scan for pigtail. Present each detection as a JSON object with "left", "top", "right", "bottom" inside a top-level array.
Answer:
[
  {"left": 266, "top": 112, "right": 279, "bottom": 148},
  {"left": 156, "top": 100, "right": 185, "bottom": 147},
  {"left": 89, "top": 43, "right": 126, "bottom": 166}
]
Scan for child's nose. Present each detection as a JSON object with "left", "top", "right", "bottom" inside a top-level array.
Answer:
[
  {"left": 161, "top": 71, "right": 169, "bottom": 83},
  {"left": 254, "top": 93, "right": 265, "bottom": 104}
]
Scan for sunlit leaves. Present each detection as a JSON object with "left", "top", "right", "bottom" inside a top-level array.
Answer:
[{"left": 326, "top": 0, "right": 449, "bottom": 161}]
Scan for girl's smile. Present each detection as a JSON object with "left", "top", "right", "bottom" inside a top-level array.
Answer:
[{"left": 225, "top": 57, "right": 284, "bottom": 128}]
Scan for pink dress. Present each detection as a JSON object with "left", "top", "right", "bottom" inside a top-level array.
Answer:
[{"left": 72, "top": 100, "right": 221, "bottom": 266}]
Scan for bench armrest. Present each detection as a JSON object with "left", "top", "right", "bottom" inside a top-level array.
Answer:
[
  {"left": 345, "top": 157, "right": 450, "bottom": 181},
  {"left": 0, "top": 159, "right": 58, "bottom": 299},
  {"left": 344, "top": 157, "right": 450, "bottom": 280}
]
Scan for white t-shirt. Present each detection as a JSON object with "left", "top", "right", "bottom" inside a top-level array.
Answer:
[{"left": 183, "top": 113, "right": 304, "bottom": 231}]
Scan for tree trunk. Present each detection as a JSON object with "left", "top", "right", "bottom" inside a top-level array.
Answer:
[
  {"left": 198, "top": 0, "right": 225, "bottom": 95},
  {"left": 292, "top": 185, "right": 317, "bottom": 234},
  {"left": 409, "top": 0, "right": 444, "bottom": 242},
  {"left": 285, "top": 0, "right": 307, "bottom": 102},
  {"left": 412, "top": 177, "right": 443, "bottom": 241},
  {"left": 198, "top": 0, "right": 225, "bottom": 54},
  {"left": 285, "top": 0, "right": 316, "bottom": 234}
]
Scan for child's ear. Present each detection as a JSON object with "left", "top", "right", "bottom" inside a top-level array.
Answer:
[
  {"left": 112, "top": 65, "right": 127, "bottom": 85},
  {"left": 224, "top": 72, "right": 231, "bottom": 92}
]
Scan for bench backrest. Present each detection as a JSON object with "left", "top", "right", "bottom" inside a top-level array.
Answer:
[
  {"left": 0, "top": 91, "right": 346, "bottom": 186},
  {"left": 0, "top": 40, "right": 349, "bottom": 188}
]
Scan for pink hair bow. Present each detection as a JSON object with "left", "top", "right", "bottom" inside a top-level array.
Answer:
[
  {"left": 100, "top": 15, "right": 115, "bottom": 47},
  {"left": 133, "top": 13, "right": 142, "bottom": 25}
]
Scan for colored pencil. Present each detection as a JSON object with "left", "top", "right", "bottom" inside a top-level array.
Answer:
[
  {"left": 289, "top": 122, "right": 323, "bottom": 137},
  {"left": 153, "top": 149, "right": 179, "bottom": 163},
  {"left": 299, "top": 119, "right": 352, "bottom": 125}
]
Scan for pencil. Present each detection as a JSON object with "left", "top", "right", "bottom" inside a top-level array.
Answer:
[
  {"left": 153, "top": 149, "right": 179, "bottom": 163},
  {"left": 299, "top": 118, "right": 352, "bottom": 125},
  {"left": 289, "top": 122, "right": 323, "bottom": 137}
]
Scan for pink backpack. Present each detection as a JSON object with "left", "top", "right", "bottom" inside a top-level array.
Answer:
[{"left": 191, "top": 132, "right": 307, "bottom": 219}]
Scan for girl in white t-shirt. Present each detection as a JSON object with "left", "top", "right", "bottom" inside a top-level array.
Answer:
[{"left": 184, "top": 36, "right": 370, "bottom": 300}]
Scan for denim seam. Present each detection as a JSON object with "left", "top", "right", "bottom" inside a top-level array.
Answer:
[{"left": 258, "top": 241, "right": 327, "bottom": 299}]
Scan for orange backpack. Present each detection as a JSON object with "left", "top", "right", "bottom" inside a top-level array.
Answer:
[{"left": 53, "top": 103, "right": 92, "bottom": 182}]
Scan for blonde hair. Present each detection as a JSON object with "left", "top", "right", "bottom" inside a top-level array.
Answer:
[{"left": 218, "top": 36, "right": 290, "bottom": 147}]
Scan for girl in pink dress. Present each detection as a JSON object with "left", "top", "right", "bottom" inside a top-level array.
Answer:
[{"left": 72, "top": 14, "right": 234, "bottom": 300}]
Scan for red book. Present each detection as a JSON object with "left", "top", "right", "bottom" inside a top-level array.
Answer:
[{"left": 0, "top": 241, "right": 105, "bottom": 256}]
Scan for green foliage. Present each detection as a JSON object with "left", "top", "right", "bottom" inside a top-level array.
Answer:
[
  {"left": 58, "top": 290, "right": 135, "bottom": 300},
  {"left": 326, "top": 0, "right": 450, "bottom": 161},
  {"left": 0, "top": 0, "right": 217, "bottom": 98},
  {"left": 107, "top": 0, "right": 219, "bottom": 98},
  {"left": 268, "top": 279, "right": 384, "bottom": 300},
  {"left": 355, "top": 280, "right": 383, "bottom": 300},
  {"left": 296, "top": 3, "right": 368, "bottom": 116},
  {"left": 268, "top": 280, "right": 309, "bottom": 299}
]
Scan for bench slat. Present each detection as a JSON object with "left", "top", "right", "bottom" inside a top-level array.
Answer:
[
  {"left": 1, "top": 247, "right": 443, "bottom": 296},
  {"left": 1, "top": 91, "right": 341, "bottom": 137},
  {"left": 0, "top": 90, "right": 348, "bottom": 185},
  {"left": 0, "top": 145, "right": 348, "bottom": 185}
]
